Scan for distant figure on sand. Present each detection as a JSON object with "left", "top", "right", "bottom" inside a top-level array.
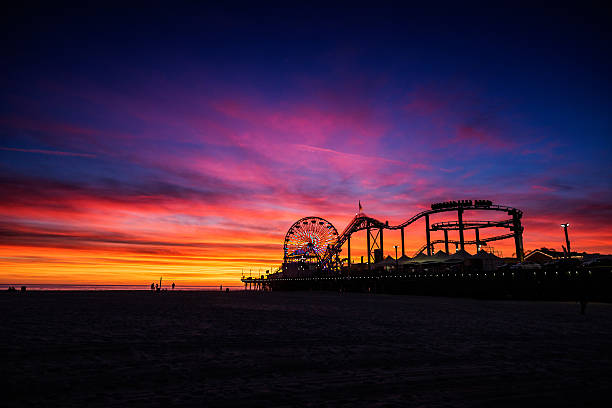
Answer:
[
  {"left": 578, "top": 270, "right": 589, "bottom": 315},
  {"left": 151, "top": 283, "right": 155, "bottom": 291},
  {"left": 172, "top": 282, "right": 175, "bottom": 290},
  {"left": 220, "top": 285, "right": 223, "bottom": 291},
  {"left": 580, "top": 297, "right": 587, "bottom": 315},
  {"left": 155, "top": 283, "right": 160, "bottom": 292}
]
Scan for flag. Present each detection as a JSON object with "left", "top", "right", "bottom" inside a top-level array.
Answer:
[{"left": 358, "top": 200, "right": 362, "bottom": 213}]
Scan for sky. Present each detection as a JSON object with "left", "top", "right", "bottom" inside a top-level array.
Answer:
[{"left": 1, "top": 5, "right": 611, "bottom": 285}]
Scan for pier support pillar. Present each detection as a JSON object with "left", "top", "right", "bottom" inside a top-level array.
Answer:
[
  {"left": 475, "top": 228, "right": 480, "bottom": 252},
  {"left": 401, "top": 227, "right": 405, "bottom": 257}
]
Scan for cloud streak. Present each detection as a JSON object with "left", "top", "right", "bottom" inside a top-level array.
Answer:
[{"left": 0, "top": 146, "right": 96, "bottom": 158}]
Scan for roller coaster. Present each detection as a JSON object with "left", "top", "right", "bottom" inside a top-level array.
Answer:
[{"left": 283, "top": 200, "right": 524, "bottom": 272}]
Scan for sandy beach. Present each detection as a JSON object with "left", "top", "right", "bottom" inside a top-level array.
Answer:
[{"left": 3, "top": 291, "right": 611, "bottom": 407}]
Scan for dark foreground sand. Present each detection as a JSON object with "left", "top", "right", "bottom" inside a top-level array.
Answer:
[{"left": 2, "top": 291, "right": 611, "bottom": 407}]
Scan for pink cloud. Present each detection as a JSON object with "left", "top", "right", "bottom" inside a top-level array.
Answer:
[
  {"left": 531, "top": 185, "right": 554, "bottom": 192},
  {"left": 451, "top": 125, "right": 517, "bottom": 150}
]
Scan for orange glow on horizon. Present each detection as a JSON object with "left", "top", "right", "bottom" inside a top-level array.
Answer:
[{"left": 3, "top": 201, "right": 610, "bottom": 286}]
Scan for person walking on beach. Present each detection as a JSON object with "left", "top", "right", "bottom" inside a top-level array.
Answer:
[
  {"left": 578, "top": 269, "right": 589, "bottom": 315},
  {"left": 172, "top": 282, "right": 175, "bottom": 290},
  {"left": 151, "top": 283, "right": 155, "bottom": 291}
]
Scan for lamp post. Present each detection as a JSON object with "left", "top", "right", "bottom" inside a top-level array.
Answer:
[
  {"left": 394, "top": 245, "right": 399, "bottom": 270},
  {"left": 561, "top": 223, "right": 571, "bottom": 257}
]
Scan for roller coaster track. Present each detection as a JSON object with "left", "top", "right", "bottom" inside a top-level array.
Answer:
[
  {"left": 323, "top": 204, "right": 523, "bottom": 266},
  {"left": 430, "top": 220, "right": 512, "bottom": 230}
]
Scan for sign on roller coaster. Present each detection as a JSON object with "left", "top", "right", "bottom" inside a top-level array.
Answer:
[{"left": 283, "top": 200, "right": 524, "bottom": 271}]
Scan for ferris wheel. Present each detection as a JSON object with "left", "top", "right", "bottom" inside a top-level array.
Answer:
[{"left": 284, "top": 217, "right": 338, "bottom": 263}]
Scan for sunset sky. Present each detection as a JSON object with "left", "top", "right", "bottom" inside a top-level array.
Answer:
[{"left": 1, "top": 6, "right": 611, "bottom": 285}]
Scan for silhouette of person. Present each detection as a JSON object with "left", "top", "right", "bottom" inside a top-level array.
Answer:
[
  {"left": 151, "top": 283, "right": 155, "bottom": 291},
  {"left": 172, "top": 282, "right": 175, "bottom": 290},
  {"left": 155, "top": 283, "right": 160, "bottom": 292},
  {"left": 578, "top": 269, "right": 589, "bottom": 315},
  {"left": 220, "top": 284, "right": 223, "bottom": 291}
]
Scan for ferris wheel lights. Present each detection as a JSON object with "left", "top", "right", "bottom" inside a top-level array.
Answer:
[{"left": 284, "top": 216, "right": 338, "bottom": 264}]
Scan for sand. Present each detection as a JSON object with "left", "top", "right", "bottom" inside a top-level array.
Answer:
[{"left": 2, "top": 291, "right": 611, "bottom": 407}]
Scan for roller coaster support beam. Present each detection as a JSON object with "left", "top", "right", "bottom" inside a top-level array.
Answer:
[
  {"left": 366, "top": 226, "right": 383, "bottom": 266},
  {"left": 367, "top": 224, "right": 371, "bottom": 270},
  {"left": 379, "top": 228, "right": 384, "bottom": 259},
  {"left": 425, "top": 214, "right": 431, "bottom": 256},
  {"left": 475, "top": 228, "right": 480, "bottom": 251},
  {"left": 347, "top": 235, "right": 351, "bottom": 268},
  {"left": 444, "top": 230, "right": 449, "bottom": 254},
  {"left": 458, "top": 208, "right": 465, "bottom": 251},
  {"left": 512, "top": 212, "right": 524, "bottom": 261},
  {"left": 401, "top": 227, "right": 405, "bottom": 257}
]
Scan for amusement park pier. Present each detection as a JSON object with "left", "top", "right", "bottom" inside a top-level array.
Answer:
[{"left": 242, "top": 200, "right": 612, "bottom": 301}]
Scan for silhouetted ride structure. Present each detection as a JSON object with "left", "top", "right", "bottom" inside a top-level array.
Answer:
[
  {"left": 241, "top": 200, "right": 612, "bottom": 301},
  {"left": 283, "top": 199, "right": 524, "bottom": 272}
]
